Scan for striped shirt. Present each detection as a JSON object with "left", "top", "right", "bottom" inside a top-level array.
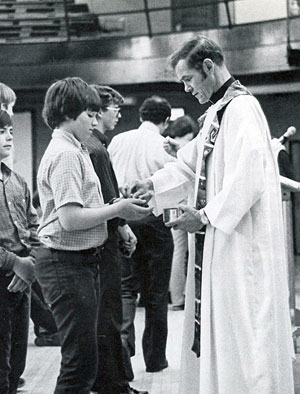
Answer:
[
  {"left": 0, "top": 162, "right": 39, "bottom": 270},
  {"left": 37, "top": 129, "right": 107, "bottom": 250}
]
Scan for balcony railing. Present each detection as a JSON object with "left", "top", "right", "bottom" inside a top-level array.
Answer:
[{"left": 0, "top": 0, "right": 296, "bottom": 44}]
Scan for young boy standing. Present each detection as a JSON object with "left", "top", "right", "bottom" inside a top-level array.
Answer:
[
  {"left": 0, "top": 110, "right": 38, "bottom": 394},
  {"left": 35, "top": 77, "right": 151, "bottom": 394},
  {"left": 86, "top": 85, "right": 147, "bottom": 394}
]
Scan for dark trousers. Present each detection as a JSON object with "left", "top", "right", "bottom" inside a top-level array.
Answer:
[
  {"left": 121, "top": 214, "right": 173, "bottom": 371},
  {"left": 91, "top": 232, "right": 129, "bottom": 394},
  {"left": 31, "top": 281, "right": 57, "bottom": 336},
  {"left": 35, "top": 246, "right": 100, "bottom": 394},
  {"left": 0, "top": 272, "right": 30, "bottom": 394}
]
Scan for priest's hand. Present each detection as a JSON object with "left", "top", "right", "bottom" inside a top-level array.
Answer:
[
  {"left": 121, "top": 179, "right": 154, "bottom": 203},
  {"left": 164, "top": 205, "right": 206, "bottom": 233},
  {"left": 119, "top": 180, "right": 154, "bottom": 202}
]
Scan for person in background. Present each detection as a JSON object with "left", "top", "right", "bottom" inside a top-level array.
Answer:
[
  {"left": 108, "top": 96, "right": 174, "bottom": 377},
  {"left": 0, "top": 110, "right": 38, "bottom": 394},
  {"left": 0, "top": 82, "right": 16, "bottom": 116},
  {"left": 0, "top": 82, "right": 32, "bottom": 392},
  {"left": 35, "top": 77, "right": 152, "bottom": 394},
  {"left": 0, "top": 82, "right": 16, "bottom": 169},
  {"left": 163, "top": 115, "right": 198, "bottom": 311},
  {"left": 86, "top": 85, "right": 148, "bottom": 394},
  {"left": 130, "top": 35, "right": 294, "bottom": 394}
]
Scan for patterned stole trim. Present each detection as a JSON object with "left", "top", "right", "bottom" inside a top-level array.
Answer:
[{"left": 192, "top": 80, "right": 251, "bottom": 357}]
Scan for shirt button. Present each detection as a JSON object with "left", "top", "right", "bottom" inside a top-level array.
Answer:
[{"left": 8, "top": 201, "right": 11, "bottom": 205}]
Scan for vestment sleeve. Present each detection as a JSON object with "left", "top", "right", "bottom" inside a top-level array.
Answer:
[
  {"left": 150, "top": 137, "right": 197, "bottom": 215},
  {"left": 204, "top": 95, "right": 267, "bottom": 234}
]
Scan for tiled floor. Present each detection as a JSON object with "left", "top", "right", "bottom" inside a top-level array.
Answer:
[
  {"left": 19, "top": 306, "right": 184, "bottom": 394},
  {"left": 18, "top": 302, "right": 300, "bottom": 394}
]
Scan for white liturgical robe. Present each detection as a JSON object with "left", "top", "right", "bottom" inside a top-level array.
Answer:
[{"left": 150, "top": 93, "right": 294, "bottom": 394}]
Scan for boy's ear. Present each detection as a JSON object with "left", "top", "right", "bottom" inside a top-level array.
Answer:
[{"left": 0, "top": 103, "right": 7, "bottom": 111}]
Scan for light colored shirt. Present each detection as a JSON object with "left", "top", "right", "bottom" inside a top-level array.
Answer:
[
  {"left": 37, "top": 129, "right": 107, "bottom": 250},
  {"left": 108, "top": 121, "right": 175, "bottom": 187}
]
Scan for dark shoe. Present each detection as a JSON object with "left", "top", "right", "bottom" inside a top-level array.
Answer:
[
  {"left": 17, "top": 377, "right": 25, "bottom": 390},
  {"left": 172, "top": 304, "right": 184, "bottom": 311},
  {"left": 34, "top": 333, "right": 60, "bottom": 346},
  {"left": 121, "top": 387, "right": 149, "bottom": 394},
  {"left": 146, "top": 359, "right": 168, "bottom": 373}
]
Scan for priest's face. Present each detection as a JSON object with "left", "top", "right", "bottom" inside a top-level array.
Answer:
[{"left": 175, "top": 58, "right": 214, "bottom": 104}]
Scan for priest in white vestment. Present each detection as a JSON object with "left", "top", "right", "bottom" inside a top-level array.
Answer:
[{"left": 131, "top": 36, "right": 295, "bottom": 394}]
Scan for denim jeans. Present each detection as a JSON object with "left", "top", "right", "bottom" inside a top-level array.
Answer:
[
  {"left": 121, "top": 214, "right": 173, "bottom": 371},
  {"left": 0, "top": 272, "right": 30, "bottom": 394},
  {"left": 35, "top": 246, "right": 101, "bottom": 394}
]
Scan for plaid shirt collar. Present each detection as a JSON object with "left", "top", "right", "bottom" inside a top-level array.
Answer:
[
  {"left": 53, "top": 128, "right": 89, "bottom": 152},
  {"left": 0, "top": 161, "right": 11, "bottom": 183}
]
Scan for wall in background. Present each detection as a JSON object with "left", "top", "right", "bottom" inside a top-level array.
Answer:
[{"left": 12, "top": 112, "right": 33, "bottom": 192}]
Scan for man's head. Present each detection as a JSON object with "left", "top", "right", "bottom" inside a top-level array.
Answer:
[
  {"left": 90, "top": 85, "right": 124, "bottom": 133},
  {"left": 42, "top": 77, "right": 100, "bottom": 142},
  {"left": 169, "top": 35, "right": 230, "bottom": 104},
  {"left": 0, "top": 83, "right": 16, "bottom": 116},
  {"left": 169, "top": 115, "right": 198, "bottom": 148},
  {"left": 0, "top": 110, "right": 13, "bottom": 161},
  {"left": 139, "top": 96, "right": 171, "bottom": 134}
]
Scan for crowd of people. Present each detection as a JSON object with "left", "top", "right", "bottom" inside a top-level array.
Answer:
[{"left": 0, "top": 34, "right": 296, "bottom": 394}]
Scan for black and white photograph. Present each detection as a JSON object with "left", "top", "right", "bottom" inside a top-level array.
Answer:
[{"left": 0, "top": 1, "right": 299, "bottom": 393}]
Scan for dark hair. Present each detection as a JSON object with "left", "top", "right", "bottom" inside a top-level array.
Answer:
[
  {"left": 0, "top": 83, "right": 16, "bottom": 106},
  {"left": 42, "top": 77, "right": 100, "bottom": 129},
  {"left": 169, "top": 115, "right": 198, "bottom": 139},
  {"left": 139, "top": 96, "right": 171, "bottom": 125},
  {"left": 90, "top": 85, "right": 124, "bottom": 111},
  {"left": 169, "top": 35, "right": 224, "bottom": 72},
  {"left": 0, "top": 110, "right": 12, "bottom": 128}
]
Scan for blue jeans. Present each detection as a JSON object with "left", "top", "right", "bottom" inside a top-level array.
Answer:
[
  {"left": 0, "top": 272, "right": 30, "bottom": 394},
  {"left": 35, "top": 246, "right": 101, "bottom": 394}
]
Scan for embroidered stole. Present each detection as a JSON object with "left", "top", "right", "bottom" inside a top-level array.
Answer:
[{"left": 191, "top": 81, "right": 251, "bottom": 357}]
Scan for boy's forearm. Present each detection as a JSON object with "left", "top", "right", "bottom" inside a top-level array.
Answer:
[{"left": 58, "top": 204, "right": 120, "bottom": 232}]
